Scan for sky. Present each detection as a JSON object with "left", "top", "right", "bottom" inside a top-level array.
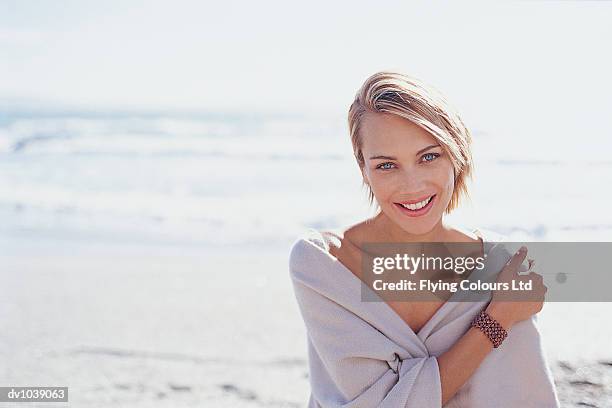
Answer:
[{"left": 1, "top": 0, "right": 611, "bottom": 137}]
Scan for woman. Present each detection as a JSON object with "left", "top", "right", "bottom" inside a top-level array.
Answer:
[{"left": 289, "top": 71, "right": 559, "bottom": 407}]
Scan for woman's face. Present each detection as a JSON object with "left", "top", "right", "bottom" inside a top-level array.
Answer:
[{"left": 360, "top": 112, "right": 455, "bottom": 236}]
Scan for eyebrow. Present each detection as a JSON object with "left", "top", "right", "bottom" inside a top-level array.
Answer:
[{"left": 368, "top": 144, "right": 441, "bottom": 160}]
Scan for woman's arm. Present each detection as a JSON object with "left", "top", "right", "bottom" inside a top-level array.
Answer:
[
  {"left": 437, "top": 303, "right": 514, "bottom": 405},
  {"left": 437, "top": 245, "right": 547, "bottom": 405}
]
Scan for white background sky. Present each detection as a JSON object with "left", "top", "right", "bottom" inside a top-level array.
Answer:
[{"left": 1, "top": 0, "right": 611, "bottom": 138}]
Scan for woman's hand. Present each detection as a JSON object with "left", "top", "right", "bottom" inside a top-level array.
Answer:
[{"left": 485, "top": 246, "right": 548, "bottom": 329}]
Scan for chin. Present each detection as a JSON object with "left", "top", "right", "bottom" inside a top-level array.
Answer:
[{"left": 398, "top": 220, "right": 438, "bottom": 236}]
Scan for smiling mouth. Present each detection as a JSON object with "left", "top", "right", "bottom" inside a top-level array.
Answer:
[
  {"left": 393, "top": 194, "right": 436, "bottom": 217},
  {"left": 396, "top": 195, "right": 435, "bottom": 211}
]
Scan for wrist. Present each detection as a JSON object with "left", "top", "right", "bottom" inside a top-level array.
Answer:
[{"left": 485, "top": 303, "right": 514, "bottom": 330}]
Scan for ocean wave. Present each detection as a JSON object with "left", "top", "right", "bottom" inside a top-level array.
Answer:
[{"left": 0, "top": 115, "right": 348, "bottom": 158}]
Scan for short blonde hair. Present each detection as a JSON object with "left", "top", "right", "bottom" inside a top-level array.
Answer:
[{"left": 348, "top": 71, "right": 474, "bottom": 214}]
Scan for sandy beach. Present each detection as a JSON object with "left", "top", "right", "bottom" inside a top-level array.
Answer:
[{"left": 1, "top": 236, "right": 611, "bottom": 407}]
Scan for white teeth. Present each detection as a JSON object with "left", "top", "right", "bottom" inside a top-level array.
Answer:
[{"left": 400, "top": 196, "right": 433, "bottom": 210}]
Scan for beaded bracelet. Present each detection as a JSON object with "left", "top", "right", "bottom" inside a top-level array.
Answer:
[{"left": 470, "top": 309, "right": 508, "bottom": 348}]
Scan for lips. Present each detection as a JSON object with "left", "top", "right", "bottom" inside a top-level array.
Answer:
[
  {"left": 394, "top": 194, "right": 436, "bottom": 217},
  {"left": 397, "top": 195, "right": 434, "bottom": 209}
]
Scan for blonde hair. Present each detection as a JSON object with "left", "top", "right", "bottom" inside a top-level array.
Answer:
[{"left": 348, "top": 71, "right": 474, "bottom": 214}]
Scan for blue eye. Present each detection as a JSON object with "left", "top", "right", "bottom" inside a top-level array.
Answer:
[
  {"left": 376, "top": 162, "right": 395, "bottom": 170},
  {"left": 422, "top": 152, "right": 440, "bottom": 163}
]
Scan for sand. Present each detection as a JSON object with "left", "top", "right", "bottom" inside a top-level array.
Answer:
[{"left": 1, "top": 239, "right": 610, "bottom": 408}]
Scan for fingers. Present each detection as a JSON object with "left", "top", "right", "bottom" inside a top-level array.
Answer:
[
  {"left": 504, "top": 246, "right": 528, "bottom": 274},
  {"left": 527, "top": 271, "right": 548, "bottom": 295},
  {"left": 528, "top": 271, "right": 543, "bottom": 281}
]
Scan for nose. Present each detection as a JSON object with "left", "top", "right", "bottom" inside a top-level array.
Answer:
[{"left": 398, "top": 167, "right": 428, "bottom": 192}]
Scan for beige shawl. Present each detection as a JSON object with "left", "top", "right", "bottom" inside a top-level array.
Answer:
[{"left": 289, "top": 227, "right": 560, "bottom": 407}]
